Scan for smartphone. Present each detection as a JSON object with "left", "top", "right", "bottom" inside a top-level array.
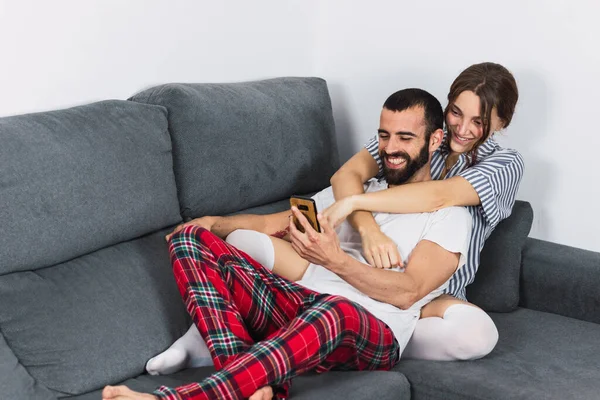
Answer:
[{"left": 290, "top": 195, "right": 321, "bottom": 233}]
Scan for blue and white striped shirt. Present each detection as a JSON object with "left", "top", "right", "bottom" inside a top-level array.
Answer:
[{"left": 365, "top": 134, "right": 524, "bottom": 300}]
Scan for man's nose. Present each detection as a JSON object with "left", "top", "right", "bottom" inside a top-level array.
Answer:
[{"left": 385, "top": 136, "right": 402, "bottom": 153}]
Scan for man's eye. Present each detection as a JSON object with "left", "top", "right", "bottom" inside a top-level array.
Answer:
[
  {"left": 400, "top": 137, "right": 411, "bottom": 141},
  {"left": 378, "top": 133, "right": 389, "bottom": 139}
]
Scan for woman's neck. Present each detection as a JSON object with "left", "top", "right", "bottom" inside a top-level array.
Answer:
[{"left": 446, "top": 151, "right": 460, "bottom": 170}]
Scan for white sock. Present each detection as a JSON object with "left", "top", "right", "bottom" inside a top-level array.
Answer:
[
  {"left": 402, "top": 304, "right": 499, "bottom": 361},
  {"left": 145, "top": 325, "right": 212, "bottom": 375},
  {"left": 225, "top": 229, "right": 275, "bottom": 270},
  {"left": 146, "top": 230, "right": 276, "bottom": 375}
]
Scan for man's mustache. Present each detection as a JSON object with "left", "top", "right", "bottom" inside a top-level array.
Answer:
[{"left": 381, "top": 151, "right": 410, "bottom": 161}]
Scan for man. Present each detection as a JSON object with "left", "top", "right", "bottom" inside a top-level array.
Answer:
[{"left": 102, "top": 88, "right": 472, "bottom": 400}]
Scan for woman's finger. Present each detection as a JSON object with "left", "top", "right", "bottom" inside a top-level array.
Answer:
[{"left": 388, "top": 247, "right": 401, "bottom": 268}]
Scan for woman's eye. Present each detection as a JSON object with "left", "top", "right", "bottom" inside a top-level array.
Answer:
[
  {"left": 474, "top": 120, "right": 482, "bottom": 126},
  {"left": 451, "top": 109, "right": 460, "bottom": 116}
]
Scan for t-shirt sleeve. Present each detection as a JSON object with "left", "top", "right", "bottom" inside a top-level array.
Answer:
[
  {"left": 421, "top": 207, "right": 472, "bottom": 270},
  {"left": 458, "top": 149, "right": 525, "bottom": 228},
  {"left": 311, "top": 186, "right": 336, "bottom": 213},
  {"left": 364, "top": 134, "right": 384, "bottom": 179}
]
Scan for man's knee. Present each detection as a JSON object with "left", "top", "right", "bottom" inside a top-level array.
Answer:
[{"left": 319, "top": 295, "right": 363, "bottom": 329}]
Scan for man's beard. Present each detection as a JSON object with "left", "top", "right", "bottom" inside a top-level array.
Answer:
[{"left": 380, "top": 143, "right": 429, "bottom": 185}]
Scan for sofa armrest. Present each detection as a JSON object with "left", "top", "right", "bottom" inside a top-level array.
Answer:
[{"left": 520, "top": 237, "right": 600, "bottom": 324}]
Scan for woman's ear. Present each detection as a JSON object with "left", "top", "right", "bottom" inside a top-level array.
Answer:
[{"left": 429, "top": 129, "right": 444, "bottom": 152}]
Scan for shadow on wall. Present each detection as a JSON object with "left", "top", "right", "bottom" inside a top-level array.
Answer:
[
  {"left": 328, "top": 82, "right": 358, "bottom": 163},
  {"left": 497, "top": 69, "right": 554, "bottom": 240}
]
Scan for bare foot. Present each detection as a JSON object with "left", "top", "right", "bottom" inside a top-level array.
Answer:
[
  {"left": 249, "top": 386, "right": 274, "bottom": 400},
  {"left": 102, "top": 385, "right": 158, "bottom": 400}
]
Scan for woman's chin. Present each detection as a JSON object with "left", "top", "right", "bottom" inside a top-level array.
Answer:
[{"left": 449, "top": 138, "right": 474, "bottom": 154}]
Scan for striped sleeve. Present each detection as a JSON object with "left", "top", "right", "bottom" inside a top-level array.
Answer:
[
  {"left": 459, "top": 149, "right": 525, "bottom": 228},
  {"left": 364, "top": 134, "right": 384, "bottom": 179}
]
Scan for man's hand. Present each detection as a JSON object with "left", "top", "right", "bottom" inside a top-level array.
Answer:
[
  {"left": 322, "top": 196, "right": 355, "bottom": 228},
  {"left": 165, "top": 216, "right": 221, "bottom": 242},
  {"left": 360, "top": 227, "right": 403, "bottom": 269},
  {"left": 289, "top": 207, "right": 346, "bottom": 270},
  {"left": 102, "top": 385, "right": 158, "bottom": 400}
]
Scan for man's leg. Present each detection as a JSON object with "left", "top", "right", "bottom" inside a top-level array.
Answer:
[
  {"left": 146, "top": 229, "right": 310, "bottom": 375},
  {"left": 154, "top": 295, "right": 399, "bottom": 400},
  {"left": 168, "top": 225, "right": 317, "bottom": 370},
  {"left": 403, "top": 294, "right": 499, "bottom": 360}
]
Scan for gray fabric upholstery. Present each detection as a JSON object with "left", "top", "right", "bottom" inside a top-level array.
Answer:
[
  {"left": 129, "top": 77, "right": 340, "bottom": 220},
  {"left": 466, "top": 200, "right": 533, "bottom": 312},
  {"left": 0, "top": 333, "right": 57, "bottom": 400},
  {"left": 0, "top": 228, "right": 190, "bottom": 396},
  {"left": 0, "top": 100, "right": 181, "bottom": 275},
  {"left": 395, "top": 308, "right": 600, "bottom": 400},
  {"left": 67, "top": 367, "right": 410, "bottom": 400},
  {"left": 520, "top": 237, "right": 600, "bottom": 324}
]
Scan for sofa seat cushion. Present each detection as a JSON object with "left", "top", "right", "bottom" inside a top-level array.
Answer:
[
  {"left": 130, "top": 77, "right": 340, "bottom": 220},
  {"left": 0, "top": 228, "right": 190, "bottom": 396},
  {"left": 394, "top": 308, "right": 600, "bottom": 400},
  {"left": 0, "top": 333, "right": 57, "bottom": 400},
  {"left": 66, "top": 367, "right": 410, "bottom": 400}
]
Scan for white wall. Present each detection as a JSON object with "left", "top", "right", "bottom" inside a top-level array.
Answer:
[
  {"left": 314, "top": 0, "right": 600, "bottom": 252},
  {"left": 0, "top": 0, "right": 317, "bottom": 116},
  {"left": 1, "top": 1, "right": 598, "bottom": 251}
]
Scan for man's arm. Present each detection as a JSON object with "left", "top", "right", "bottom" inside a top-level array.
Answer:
[
  {"left": 327, "top": 240, "right": 460, "bottom": 309},
  {"left": 166, "top": 210, "right": 291, "bottom": 241},
  {"left": 289, "top": 207, "right": 469, "bottom": 310}
]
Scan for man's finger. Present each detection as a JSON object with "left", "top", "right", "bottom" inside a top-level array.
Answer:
[{"left": 291, "top": 207, "right": 317, "bottom": 239}]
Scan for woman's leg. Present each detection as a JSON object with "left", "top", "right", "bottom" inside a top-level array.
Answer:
[
  {"left": 402, "top": 295, "right": 499, "bottom": 360},
  {"left": 154, "top": 295, "right": 399, "bottom": 400}
]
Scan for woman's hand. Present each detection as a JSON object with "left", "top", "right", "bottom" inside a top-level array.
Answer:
[
  {"left": 322, "top": 196, "right": 356, "bottom": 228},
  {"left": 360, "top": 227, "right": 403, "bottom": 269},
  {"left": 165, "top": 216, "right": 220, "bottom": 242}
]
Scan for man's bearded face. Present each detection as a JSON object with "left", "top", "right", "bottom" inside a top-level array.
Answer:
[{"left": 380, "top": 141, "right": 429, "bottom": 185}]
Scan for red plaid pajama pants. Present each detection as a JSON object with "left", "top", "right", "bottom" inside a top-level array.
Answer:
[{"left": 154, "top": 226, "right": 399, "bottom": 400}]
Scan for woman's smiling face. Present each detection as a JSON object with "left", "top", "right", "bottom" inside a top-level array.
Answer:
[{"left": 445, "top": 90, "right": 504, "bottom": 154}]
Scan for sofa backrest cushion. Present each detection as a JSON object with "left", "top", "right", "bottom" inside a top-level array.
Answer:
[
  {"left": 130, "top": 77, "right": 340, "bottom": 219},
  {"left": 0, "top": 100, "right": 181, "bottom": 274},
  {"left": 466, "top": 200, "right": 534, "bottom": 312},
  {"left": 0, "top": 229, "right": 191, "bottom": 396},
  {"left": 0, "top": 333, "right": 57, "bottom": 399}
]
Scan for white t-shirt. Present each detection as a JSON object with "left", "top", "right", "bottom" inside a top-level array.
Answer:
[{"left": 296, "top": 180, "right": 472, "bottom": 355}]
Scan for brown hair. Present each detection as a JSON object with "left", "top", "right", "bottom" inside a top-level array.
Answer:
[{"left": 444, "top": 62, "right": 519, "bottom": 165}]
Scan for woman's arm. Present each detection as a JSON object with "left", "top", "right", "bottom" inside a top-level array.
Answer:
[
  {"left": 330, "top": 148, "right": 404, "bottom": 268},
  {"left": 350, "top": 176, "right": 481, "bottom": 214},
  {"left": 330, "top": 148, "right": 381, "bottom": 235}
]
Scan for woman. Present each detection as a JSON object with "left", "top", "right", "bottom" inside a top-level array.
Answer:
[{"left": 322, "top": 62, "right": 524, "bottom": 360}]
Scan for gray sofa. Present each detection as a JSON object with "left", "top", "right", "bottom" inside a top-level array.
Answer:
[{"left": 0, "top": 77, "right": 598, "bottom": 400}]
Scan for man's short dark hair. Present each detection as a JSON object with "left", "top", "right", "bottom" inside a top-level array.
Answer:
[{"left": 383, "top": 88, "right": 443, "bottom": 140}]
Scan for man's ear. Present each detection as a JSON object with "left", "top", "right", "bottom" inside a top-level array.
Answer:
[{"left": 429, "top": 129, "right": 444, "bottom": 152}]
